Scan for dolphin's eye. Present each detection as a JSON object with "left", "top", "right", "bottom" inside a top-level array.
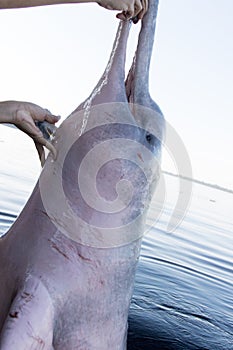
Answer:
[{"left": 146, "top": 132, "right": 153, "bottom": 144}]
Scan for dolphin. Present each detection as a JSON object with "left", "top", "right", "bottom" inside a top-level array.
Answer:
[{"left": 0, "top": 0, "right": 164, "bottom": 348}]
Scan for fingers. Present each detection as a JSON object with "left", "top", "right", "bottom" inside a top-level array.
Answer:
[
  {"left": 24, "top": 102, "right": 60, "bottom": 124},
  {"left": 116, "top": 0, "right": 136, "bottom": 21},
  {"left": 32, "top": 110, "right": 60, "bottom": 125},
  {"left": 34, "top": 135, "right": 57, "bottom": 163},
  {"left": 116, "top": 0, "right": 147, "bottom": 22},
  {"left": 15, "top": 109, "right": 57, "bottom": 165},
  {"left": 116, "top": 11, "right": 128, "bottom": 20},
  {"left": 34, "top": 141, "right": 46, "bottom": 167},
  {"left": 133, "top": 0, "right": 143, "bottom": 17},
  {"left": 137, "top": 0, "right": 148, "bottom": 20},
  {"left": 44, "top": 114, "right": 60, "bottom": 124}
]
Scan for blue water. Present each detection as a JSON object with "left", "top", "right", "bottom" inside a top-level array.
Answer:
[
  {"left": 1, "top": 126, "right": 233, "bottom": 349},
  {"left": 128, "top": 185, "right": 233, "bottom": 349}
]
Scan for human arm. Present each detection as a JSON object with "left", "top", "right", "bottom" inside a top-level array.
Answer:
[
  {"left": 0, "top": 0, "right": 147, "bottom": 20},
  {"left": 0, "top": 100, "right": 59, "bottom": 165}
]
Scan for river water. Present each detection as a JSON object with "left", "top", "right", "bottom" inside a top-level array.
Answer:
[{"left": 1, "top": 125, "right": 233, "bottom": 349}]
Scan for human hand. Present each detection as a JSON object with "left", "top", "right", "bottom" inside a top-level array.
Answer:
[
  {"left": 97, "top": 0, "right": 148, "bottom": 21},
  {"left": 14, "top": 102, "right": 60, "bottom": 166},
  {"left": 0, "top": 101, "right": 59, "bottom": 166},
  {"left": 130, "top": 0, "right": 148, "bottom": 23}
]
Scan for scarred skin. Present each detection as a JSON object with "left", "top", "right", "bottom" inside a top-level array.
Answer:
[{"left": 0, "top": 0, "right": 161, "bottom": 348}]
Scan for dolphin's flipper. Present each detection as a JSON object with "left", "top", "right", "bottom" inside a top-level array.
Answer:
[{"left": 0, "top": 276, "right": 54, "bottom": 350}]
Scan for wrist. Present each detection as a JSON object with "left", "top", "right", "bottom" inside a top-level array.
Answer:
[{"left": 0, "top": 101, "right": 20, "bottom": 124}]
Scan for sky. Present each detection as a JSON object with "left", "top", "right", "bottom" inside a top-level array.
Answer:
[{"left": 0, "top": 0, "right": 232, "bottom": 189}]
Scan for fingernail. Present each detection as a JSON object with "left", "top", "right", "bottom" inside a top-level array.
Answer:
[
  {"left": 40, "top": 153, "right": 46, "bottom": 167},
  {"left": 45, "top": 140, "right": 57, "bottom": 161},
  {"left": 51, "top": 145, "right": 57, "bottom": 160}
]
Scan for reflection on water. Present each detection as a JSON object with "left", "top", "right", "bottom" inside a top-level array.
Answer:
[
  {"left": 128, "top": 184, "right": 233, "bottom": 350},
  {"left": 1, "top": 126, "right": 233, "bottom": 349}
]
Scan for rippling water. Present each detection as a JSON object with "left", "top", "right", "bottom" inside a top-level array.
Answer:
[{"left": 1, "top": 126, "right": 233, "bottom": 349}]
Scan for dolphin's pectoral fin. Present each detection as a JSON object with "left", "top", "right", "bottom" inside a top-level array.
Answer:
[{"left": 0, "top": 276, "right": 54, "bottom": 350}]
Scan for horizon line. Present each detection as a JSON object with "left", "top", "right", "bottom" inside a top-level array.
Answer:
[{"left": 162, "top": 171, "right": 233, "bottom": 195}]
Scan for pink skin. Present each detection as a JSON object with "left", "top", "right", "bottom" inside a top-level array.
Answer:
[{"left": 0, "top": 0, "right": 163, "bottom": 348}]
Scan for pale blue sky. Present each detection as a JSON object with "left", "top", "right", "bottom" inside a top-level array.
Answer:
[{"left": 0, "top": 0, "right": 232, "bottom": 188}]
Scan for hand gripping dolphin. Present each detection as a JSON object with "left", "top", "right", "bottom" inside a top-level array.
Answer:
[{"left": 0, "top": 0, "right": 164, "bottom": 348}]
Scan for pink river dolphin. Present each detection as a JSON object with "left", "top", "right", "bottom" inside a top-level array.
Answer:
[{"left": 0, "top": 0, "right": 164, "bottom": 348}]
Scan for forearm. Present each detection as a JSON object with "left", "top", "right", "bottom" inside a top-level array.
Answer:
[{"left": 0, "top": 0, "right": 96, "bottom": 9}]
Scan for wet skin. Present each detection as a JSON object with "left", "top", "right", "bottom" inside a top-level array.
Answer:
[{"left": 0, "top": 1, "right": 164, "bottom": 348}]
